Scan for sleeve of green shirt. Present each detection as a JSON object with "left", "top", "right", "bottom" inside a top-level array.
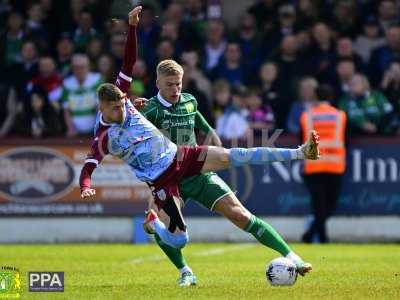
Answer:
[{"left": 195, "top": 110, "right": 213, "bottom": 134}]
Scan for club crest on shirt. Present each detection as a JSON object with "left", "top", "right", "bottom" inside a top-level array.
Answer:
[{"left": 185, "top": 102, "right": 194, "bottom": 113}]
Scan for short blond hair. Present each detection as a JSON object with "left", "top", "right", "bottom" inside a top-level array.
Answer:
[
  {"left": 300, "top": 77, "right": 318, "bottom": 90},
  {"left": 156, "top": 59, "right": 184, "bottom": 78}
]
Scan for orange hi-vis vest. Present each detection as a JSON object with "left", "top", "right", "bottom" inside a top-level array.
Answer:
[{"left": 300, "top": 102, "right": 347, "bottom": 174}]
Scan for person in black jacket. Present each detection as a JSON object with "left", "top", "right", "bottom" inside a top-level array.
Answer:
[{"left": 14, "top": 86, "right": 62, "bottom": 138}]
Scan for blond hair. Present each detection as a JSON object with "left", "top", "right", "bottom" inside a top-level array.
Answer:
[
  {"left": 300, "top": 77, "right": 318, "bottom": 90},
  {"left": 156, "top": 59, "right": 184, "bottom": 78}
]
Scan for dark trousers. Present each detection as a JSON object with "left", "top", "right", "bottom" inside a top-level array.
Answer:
[{"left": 302, "top": 173, "right": 342, "bottom": 243}]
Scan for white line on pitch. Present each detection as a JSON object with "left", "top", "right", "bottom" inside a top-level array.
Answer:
[
  {"left": 192, "top": 244, "right": 254, "bottom": 257},
  {"left": 129, "top": 244, "right": 255, "bottom": 265},
  {"left": 130, "top": 254, "right": 163, "bottom": 264}
]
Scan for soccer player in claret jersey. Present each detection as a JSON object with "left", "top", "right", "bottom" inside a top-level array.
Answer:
[
  {"left": 139, "top": 60, "right": 317, "bottom": 286},
  {"left": 79, "top": 6, "right": 320, "bottom": 287}
]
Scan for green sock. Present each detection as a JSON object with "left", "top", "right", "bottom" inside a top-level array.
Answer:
[
  {"left": 245, "top": 215, "right": 291, "bottom": 256},
  {"left": 154, "top": 234, "right": 187, "bottom": 270}
]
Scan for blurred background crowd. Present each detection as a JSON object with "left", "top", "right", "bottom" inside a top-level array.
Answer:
[{"left": 0, "top": 0, "right": 400, "bottom": 140}]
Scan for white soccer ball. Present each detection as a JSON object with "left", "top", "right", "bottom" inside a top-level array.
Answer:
[{"left": 266, "top": 257, "right": 298, "bottom": 286}]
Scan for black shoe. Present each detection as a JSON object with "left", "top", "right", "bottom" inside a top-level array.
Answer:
[{"left": 301, "top": 232, "right": 312, "bottom": 243}]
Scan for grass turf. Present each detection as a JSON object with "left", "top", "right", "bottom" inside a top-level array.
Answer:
[{"left": 1, "top": 243, "right": 400, "bottom": 299}]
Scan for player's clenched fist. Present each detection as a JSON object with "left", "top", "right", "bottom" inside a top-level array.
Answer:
[
  {"left": 81, "top": 188, "right": 96, "bottom": 199},
  {"left": 128, "top": 6, "right": 142, "bottom": 26}
]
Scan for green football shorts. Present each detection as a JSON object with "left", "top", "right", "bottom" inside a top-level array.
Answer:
[{"left": 179, "top": 172, "right": 233, "bottom": 211}]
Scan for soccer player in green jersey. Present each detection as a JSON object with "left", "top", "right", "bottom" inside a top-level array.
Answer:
[{"left": 140, "top": 59, "right": 313, "bottom": 287}]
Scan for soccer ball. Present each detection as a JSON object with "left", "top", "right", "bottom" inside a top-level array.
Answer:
[{"left": 266, "top": 257, "right": 298, "bottom": 286}]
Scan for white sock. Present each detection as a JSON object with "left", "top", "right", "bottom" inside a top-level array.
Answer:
[
  {"left": 295, "top": 147, "right": 305, "bottom": 159},
  {"left": 149, "top": 218, "right": 166, "bottom": 234},
  {"left": 179, "top": 265, "right": 193, "bottom": 275},
  {"left": 286, "top": 251, "right": 303, "bottom": 264},
  {"left": 148, "top": 219, "right": 157, "bottom": 231}
]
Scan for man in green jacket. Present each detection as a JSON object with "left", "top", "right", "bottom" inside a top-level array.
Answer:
[{"left": 338, "top": 73, "right": 395, "bottom": 134}]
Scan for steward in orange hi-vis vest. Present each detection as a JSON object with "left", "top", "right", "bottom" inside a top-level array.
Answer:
[
  {"left": 300, "top": 103, "right": 346, "bottom": 175},
  {"left": 299, "top": 84, "right": 347, "bottom": 244}
]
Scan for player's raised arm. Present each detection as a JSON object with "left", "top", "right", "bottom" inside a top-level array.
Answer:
[
  {"left": 115, "top": 6, "right": 142, "bottom": 94},
  {"left": 195, "top": 110, "right": 223, "bottom": 147},
  {"left": 79, "top": 128, "right": 110, "bottom": 199}
]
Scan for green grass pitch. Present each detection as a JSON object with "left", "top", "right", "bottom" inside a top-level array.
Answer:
[{"left": 2, "top": 243, "right": 400, "bottom": 299}]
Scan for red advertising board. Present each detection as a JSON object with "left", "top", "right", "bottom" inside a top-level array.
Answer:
[{"left": 0, "top": 144, "right": 151, "bottom": 216}]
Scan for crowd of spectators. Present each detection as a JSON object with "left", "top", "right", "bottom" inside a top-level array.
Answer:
[{"left": 1, "top": 0, "right": 400, "bottom": 139}]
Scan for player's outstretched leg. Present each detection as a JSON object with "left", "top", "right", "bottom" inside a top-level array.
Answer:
[
  {"left": 201, "top": 130, "right": 320, "bottom": 173},
  {"left": 213, "top": 193, "right": 312, "bottom": 276},
  {"left": 229, "top": 129, "right": 319, "bottom": 167}
]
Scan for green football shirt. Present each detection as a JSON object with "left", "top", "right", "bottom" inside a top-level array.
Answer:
[
  {"left": 141, "top": 93, "right": 232, "bottom": 210},
  {"left": 141, "top": 93, "right": 213, "bottom": 145}
]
